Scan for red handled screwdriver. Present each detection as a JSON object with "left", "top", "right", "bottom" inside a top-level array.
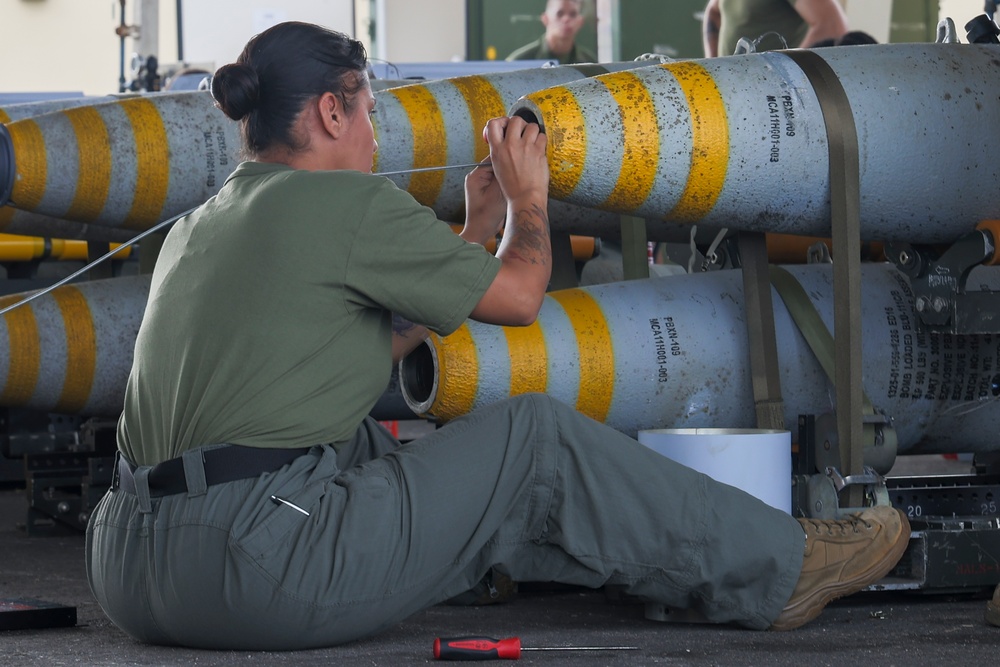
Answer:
[{"left": 433, "top": 636, "right": 639, "bottom": 660}]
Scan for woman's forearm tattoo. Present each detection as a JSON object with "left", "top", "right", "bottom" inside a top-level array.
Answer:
[{"left": 507, "top": 203, "right": 550, "bottom": 266}]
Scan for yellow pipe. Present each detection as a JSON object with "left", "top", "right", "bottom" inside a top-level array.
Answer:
[{"left": 0, "top": 233, "right": 131, "bottom": 262}]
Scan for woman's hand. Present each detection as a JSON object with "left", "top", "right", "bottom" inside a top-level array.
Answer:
[
  {"left": 483, "top": 116, "right": 549, "bottom": 204},
  {"left": 468, "top": 116, "right": 552, "bottom": 327},
  {"left": 462, "top": 159, "right": 506, "bottom": 245}
]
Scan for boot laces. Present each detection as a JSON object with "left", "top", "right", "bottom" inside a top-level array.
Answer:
[{"left": 800, "top": 513, "right": 873, "bottom": 537}]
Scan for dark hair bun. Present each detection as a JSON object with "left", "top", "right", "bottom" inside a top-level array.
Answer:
[{"left": 211, "top": 63, "right": 261, "bottom": 121}]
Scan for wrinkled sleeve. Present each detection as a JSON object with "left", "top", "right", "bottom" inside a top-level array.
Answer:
[{"left": 345, "top": 179, "right": 500, "bottom": 335}]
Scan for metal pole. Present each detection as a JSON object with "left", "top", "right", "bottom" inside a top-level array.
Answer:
[
  {"left": 118, "top": 0, "right": 128, "bottom": 93},
  {"left": 176, "top": 0, "right": 184, "bottom": 62}
]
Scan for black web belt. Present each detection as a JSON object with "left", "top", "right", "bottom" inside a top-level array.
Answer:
[{"left": 115, "top": 445, "right": 313, "bottom": 498}]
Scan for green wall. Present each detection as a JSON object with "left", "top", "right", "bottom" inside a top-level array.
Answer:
[
  {"left": 467, "top": 0, "right": 598, "bottom": 61},
  {"left": 612, "top": 0, "right": 706, "bottom": 60}
]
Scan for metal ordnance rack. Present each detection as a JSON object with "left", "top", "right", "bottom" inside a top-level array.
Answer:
[
  {"left": 794, "top": 414, "right": 1000, "bottom": 592},
  {"left": 0, "top": 409, "right": 117, "bottom": 535},
  {"left": 885, "top": 476, "right": 1000, "bottom": 591}
]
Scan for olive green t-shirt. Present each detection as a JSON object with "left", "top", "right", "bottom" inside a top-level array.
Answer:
[
  {"left": 719, "top": 0, "right": 808, "bottom": 56},
  {"left": 118, "top": 162, "right": 500, "bottom": 465}
]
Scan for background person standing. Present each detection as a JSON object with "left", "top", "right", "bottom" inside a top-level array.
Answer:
[
  {"left": 507, "top": 0, "right": 597, "bottom": 64},
  {"left": 703, "top": 0, "right": 848, "bottom": 56}
]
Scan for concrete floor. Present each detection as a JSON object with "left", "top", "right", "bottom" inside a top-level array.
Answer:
[{"left": 2, "top": 454, "right": 999, "bottom": 666}]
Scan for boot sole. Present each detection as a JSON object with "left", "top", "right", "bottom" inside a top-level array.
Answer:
[{"left": 770, "top": 510, "right": 912, "bottom": 631}]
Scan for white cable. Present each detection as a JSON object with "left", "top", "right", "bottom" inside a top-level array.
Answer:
[{"left": 375, "top": 162, "right": 485, "bottom": 177}]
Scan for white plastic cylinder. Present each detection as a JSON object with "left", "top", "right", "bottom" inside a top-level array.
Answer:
[{"left": 638, "top": 428, "right": 791, "bottom": 513}]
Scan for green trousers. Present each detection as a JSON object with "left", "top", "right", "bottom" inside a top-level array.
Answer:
[{"left": 87, "top": 394, "right": 803, "bottom": 650}]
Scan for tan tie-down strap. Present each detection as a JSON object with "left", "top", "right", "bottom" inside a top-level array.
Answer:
[{"left": 781, "top": 49, "right": 865, "bottom": 497}]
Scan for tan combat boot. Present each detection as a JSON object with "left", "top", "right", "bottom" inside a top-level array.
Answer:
[
  {"left": 986, "top": 584, "right": 1000, "bottom": 627},
  {"left": 771, "top": 505, "right": 911, "bottom": 631}
]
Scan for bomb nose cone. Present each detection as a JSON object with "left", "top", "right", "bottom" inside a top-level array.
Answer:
[
  {"left": 510, "top": 103, "right": 542, "bottom": 131},
  {"left": 399, "top": 342, "right": 438, "bottom": 415},
  {"left": 0, "top": 124, "right": 12, "bottom": 207}
]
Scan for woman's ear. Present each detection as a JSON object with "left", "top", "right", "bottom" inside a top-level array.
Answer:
[{"left": 319, "top": 92, "right": 342, "bottom": 139}]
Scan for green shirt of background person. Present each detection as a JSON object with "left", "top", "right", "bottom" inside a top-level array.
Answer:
[
  {"left": 702, "top": 0, "right": 848, "bottom": 57},
  {"left": 506, "top": 0, "right": 597, "bottom": 64}
]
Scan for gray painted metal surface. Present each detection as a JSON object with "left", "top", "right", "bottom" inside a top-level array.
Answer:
[
  {"left": 0, "top": 95, "right": 133, "bottom": 123},
  {"left": 402, "top": 263, "right": 1000, "bottom": 455},
  {"left": 510, "top": 43, "right": 1000, "bottom": 243},
  {"left": 0, "top": 91, "right": 240, "bottom": 230},
  {"left": 371, "top": 62, "right": 655, "bottom": 231},
  {"left": 0, "top": 274, "right": 149, "bottom": 416}
]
